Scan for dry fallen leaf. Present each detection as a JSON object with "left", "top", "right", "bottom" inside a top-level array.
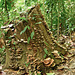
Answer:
[
  {"left": 52, "top": 50, "right": 61, "bottom": 58},
  {"left": 68, "top": 48, "right": 75, "bottom": 55},
  {"left": 43, "top": 58, "right": 54, "bottom": 67},
  {"left": 0, "top": 66, "right": 2, "bottom": 72}
]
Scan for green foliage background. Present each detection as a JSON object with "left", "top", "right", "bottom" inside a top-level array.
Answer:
[{"left": 0, "top": 0, "right": 75, "bottom": 37}]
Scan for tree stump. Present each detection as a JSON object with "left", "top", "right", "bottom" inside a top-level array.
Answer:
[{"left": 1, "top": 4, "right": 67, "bottom": 74}]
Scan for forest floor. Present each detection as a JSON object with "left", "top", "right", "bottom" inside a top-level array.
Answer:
[
  {"left": 0, "top": 56, "right": 75, "bottom": 75},
  {"left": 0, "top": 32, "right": 75, "bottom": 75}
]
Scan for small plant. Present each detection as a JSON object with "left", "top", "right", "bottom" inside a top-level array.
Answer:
[
  {"left": 20, "top": 24, "right": 35, "bottom": 44},
  {"left": 20, "top": 25, "right": 30, "bottom": 35},
  {"left": 44, "top": 48, "right": 48, "bottom": 58},
  {"left": 32, "top": 17, "right": 36, "bottom": 21},
  {"left": 13, "top": 42, "right": 16, "bottom": 45},
  {"left": 8, "top": 40, "right": 12, "bottom": 43},
  {"left": 25, "top": 62, "right": 30, "bottom": 67},
  {"left": 31, "top": 31, "right": 34, "bottom": 39},
  {"left": 27, "top": 37, "right": 30, "bottom": 44},
  {"left": 19, "top": 17, "right": 28, "bottom": 22},
  {"left": 0, "top": 46, "right": 5, "bottom": 53},
  {"left": 35, "top": 22, "right": 42, "bottom": 25},
  {"left": 27, "top": 31, "right": 35, "bottom": 44}
]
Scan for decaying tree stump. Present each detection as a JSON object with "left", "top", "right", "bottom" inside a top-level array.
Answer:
[{"left": 1, "top": 5, "right": 67, "bottom": 74}]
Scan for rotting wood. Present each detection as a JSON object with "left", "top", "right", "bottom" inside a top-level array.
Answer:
[{"left": 1, "top": 4, "right": 67, "bottom": 74}]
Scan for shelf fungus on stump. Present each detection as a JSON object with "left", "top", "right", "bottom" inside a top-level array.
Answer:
[{"left": 43, "top": 58, "right": 54, "bottom": 67}]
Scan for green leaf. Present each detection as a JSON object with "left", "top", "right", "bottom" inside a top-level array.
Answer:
[
  {"left": 44, "top": 48, "right": 48, "bottom": 54},
  {"left": 14, "top": 33, "right": 16, "bottom": 35},
  {"left": 33, "top": 14, "right": 39, "bottom": 15},
  {"left": 31, "top": 31, "right": 34, "bottom": 39},
  {"left": 25, "top": 62, "right": 30, "bottom": 67},
  {"left": 27, "top": 26, "right": 30, "bottom": 29},
  {"left": 12, "top": 47, "right": 15, "bottom": 50},
  {"left": 20, "top": 26, "right": 28, "bottom": 35},
  {"left": 0, "top": 46, "right": 5, "bottom": 53},
  {"left": 35, "top": 22, "right": 42, "bottom": 24},
  {"left": 27, "top": 37, "right": 30, "bottom": 44},
  {"left": 44, "top": 41, "right": 49, "bottom": 46},
  {"left": 8, "top": 40, "right": 11, "bottom": 43},
  {"left": 8, "top": 37, "right": 12, "bottom": 39},
  {"left": 44, "top": 54, "right": 47, "bottom": 58},
  {"left": 23, "top": 26, "right": 28, "bottom": 32},
  {"left": 46, "top": 73, "right": 55, "bottom": 75},
  {"left": 37, "top": 73, "right": 41, "bottom": 75},
  {"left": 13, "top": 42, "right": 16, "bottom": 45},
  {"left": 19, "top": 17, "right": 28, "bottom": 22},
  {"left": 38, "top": 18, "right": 42, "bottom": 20},
  {"left": 20, "top": 30, "right": 24, "bottom": 35},
  {"left": 32, "top": 17, "right": 35, "bottom": 20},
  {"left": 19, "top": 17, "right": 26, "bottom": 20}
]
